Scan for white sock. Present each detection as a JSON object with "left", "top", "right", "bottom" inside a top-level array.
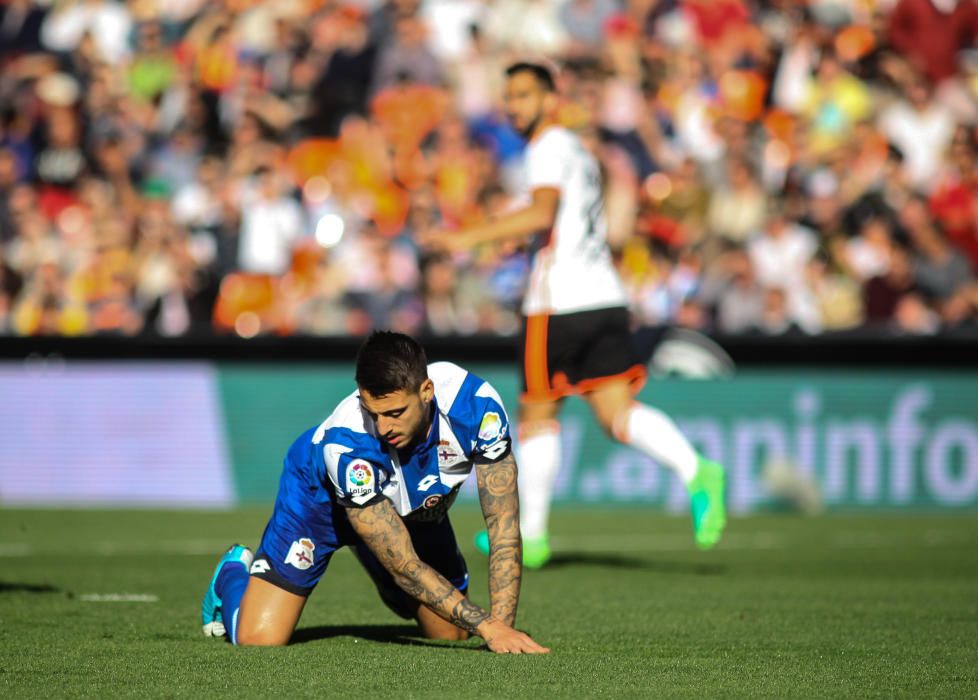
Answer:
[
  {"left": 615, "top": 403, "right": 699, "bottom": 484},
  {"left": 517, "top": 424, "right": 561, "bottom": 540}
]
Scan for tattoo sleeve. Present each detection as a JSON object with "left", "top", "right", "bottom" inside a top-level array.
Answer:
[
  {"left": 345, "top": 497, "right": 491, "bottom": 634},
  {"left": 475, "top": 452, "right": 522, "bottom": 627}
]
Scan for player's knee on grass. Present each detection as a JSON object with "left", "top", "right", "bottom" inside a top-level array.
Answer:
[
  {"left": 234, "top": 575, "right": 307, "bottom": 646},
  {"left": 234, "top": 615, "right": 293, "bottom": 647}
]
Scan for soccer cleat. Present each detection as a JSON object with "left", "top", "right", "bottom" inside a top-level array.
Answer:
[
  {"left": 521, "top": 534, "right": 551, "bottom": 569},
  {"left": 689, "top": 457, "right": 727, "bottom": 550},
  {"left": 474, "top": 529, "right": 552, "bottom": 569},
  {"left": 201, "top": 544, "right": 253, "bottom": 637},
  {"left": 474, "top": 529, "right": 490, "bottom": 557}
]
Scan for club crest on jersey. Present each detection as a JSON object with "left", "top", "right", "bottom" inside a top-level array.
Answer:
[
  {"left": 346, "top": 459, "right": 374, "bottom": 498},
  {"left": 285, "top": 538, "right": 315, "bottom": 570},
  {"left": 478, "top": 412, "right": 504, "bottom": 442},
  {"left": 437, "top": 446, "right": 459, "bottom": 463}
]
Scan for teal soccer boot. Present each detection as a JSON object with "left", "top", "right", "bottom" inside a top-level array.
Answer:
[{"left": 201, "top": 544, "right": 253, "bottom": 637}]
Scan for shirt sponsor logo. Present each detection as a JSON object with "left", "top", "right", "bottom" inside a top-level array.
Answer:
[
  {"left": 285, "top": 538, "right": 315, "bottom": 570},
  {"left": 478, "top": 412, "right": 504, "bottom": 442},
  {"left": 423, "top": 495, "right": 442, "bottom": 509}
]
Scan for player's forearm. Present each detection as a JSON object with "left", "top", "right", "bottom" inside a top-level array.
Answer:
[
  {"left": 390, "top": 557, "right": 493, "bottom": 634},
  {"left": 345, "top": 498, "right": 495, "bottom": 635},
  {"left": 477, "top": 454, "right": 523, "bottom": 626},
  {"left": 461, "top": 204, "right": 552, "bottom": 246},
  {"left": 486, "top": 522, "right": 522, "bottom": 626}
]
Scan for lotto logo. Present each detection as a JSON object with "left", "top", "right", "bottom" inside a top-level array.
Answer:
[
  {"left": 250, "top": 559, "right": 271, "bottom": 575},
  {"left": 481, "top": 439, "right": 509, "bottom": 460}
]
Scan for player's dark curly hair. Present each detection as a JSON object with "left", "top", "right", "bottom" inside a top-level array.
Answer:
[
  {"left": 355, "top": 330, "right": 429, "bottom": 396},
  {"left": 505, "top": 61, "right": 556, "bottom": 92}
]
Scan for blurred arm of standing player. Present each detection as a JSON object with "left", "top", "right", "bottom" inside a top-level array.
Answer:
[
  {"left": 475, "top": 451, "right": 522, "bottom": 626},
  {"left": 418, "top": 187, "right": 559, "bottom": 252},
  {"left": 345, "top": 496, "right": 549, "bottom": 654}
]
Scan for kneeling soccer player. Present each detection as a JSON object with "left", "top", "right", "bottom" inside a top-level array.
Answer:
[{"left": 200, "top": 330, "right": 548, "bottom": 654}]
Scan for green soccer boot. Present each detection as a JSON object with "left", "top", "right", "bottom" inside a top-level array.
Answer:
[
  {"left": 689, "top": 457, "right": 727, "bottom": 550},
  {"left": 521, "top": 534, "right": 552, "bottom": 569}
]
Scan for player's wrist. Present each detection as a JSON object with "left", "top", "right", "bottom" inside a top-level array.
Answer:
[{"left": 474, "top": 615, "right": 503, "bottom": 640}]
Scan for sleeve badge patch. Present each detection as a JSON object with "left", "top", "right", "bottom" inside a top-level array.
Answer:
[
  {"left": 346, "top": 459, "right": 375, "bottom": 499},
  {"left": 478, "top": 412, "right": 504, "bottom": 442}
]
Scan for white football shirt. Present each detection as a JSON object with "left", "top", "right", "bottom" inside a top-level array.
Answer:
[{"left": 522, "top": 126, "right": 627, "bottom": 315}]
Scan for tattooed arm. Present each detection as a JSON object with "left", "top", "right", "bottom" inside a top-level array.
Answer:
[
  {"left": 345, "top": 496, "right": 548, "bottom": 653},
  {"left": 475, "top": 452, "right": 522, "bottom": 627}
]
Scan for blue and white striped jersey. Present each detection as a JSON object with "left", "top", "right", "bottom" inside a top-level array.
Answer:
[{"left": 310, "top": 362, "right": 511, "bottom": 519}]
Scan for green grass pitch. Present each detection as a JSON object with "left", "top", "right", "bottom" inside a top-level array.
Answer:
[{"left": 1, "top": 507, "right": 976, "bottom": 698}]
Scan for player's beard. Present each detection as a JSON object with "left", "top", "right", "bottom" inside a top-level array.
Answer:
[{"left": 517, "top": 111, "right": 543, "bottom": 139}]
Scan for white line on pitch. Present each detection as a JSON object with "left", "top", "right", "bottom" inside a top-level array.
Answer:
[
  {"left": 0, "top": 543, "right": 31, "bottom": 556},
  {"left": 0, "top": 540, "right": 233, "bottom": 557},
  {"left": 79, "top": 593, "right": 159, "bottom": 602}
]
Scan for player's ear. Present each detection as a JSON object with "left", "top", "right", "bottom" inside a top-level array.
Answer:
[{"left": 419, "top": 378, "right": 434, "bottom": 404}]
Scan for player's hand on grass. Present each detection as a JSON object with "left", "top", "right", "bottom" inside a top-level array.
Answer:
[{"left": 476, "top": 618, "right": 550, "bottom": 654}]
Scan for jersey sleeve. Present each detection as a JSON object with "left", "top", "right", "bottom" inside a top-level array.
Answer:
[
  {"left": 322, "top": 439, "right": 388, "bottom": 507},
  {"left": 525, "top": 132, "right": 568, "bottom": 191},
  {"left": 471, "top": 380, "right": 513, "bottom": 463}
]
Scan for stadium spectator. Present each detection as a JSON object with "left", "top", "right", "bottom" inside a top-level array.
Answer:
[
  {"left": 800, "top": 49, "right": 871, "bottom": 155},
  {"left": 560, "top": 0, "right": 620, "bottom": 52},
  {"left": 864, "top": 243, "right": 917, "bottom": 325},
  {"left": 706, "top": 158, "right": 768, "bottom": 246},
  {"left": 236, "top": 166, "right": 305, "bottom": 276},
  {"left": 372, "top": 11, "right": 443, "bottom": 94},
  {"left": 308, "top": 6, "right": 376, "bottom": 138},
  {"left": 746, "top": 203, "right": 820, "bottom": 332},
  {"left": 0, "top": 0, "right": 47, "bottom": 61},
  {"left": 419, "top": 253, "right": 479, "bottom": 335},
  {"left": 483, "top": 0, "right": 568, "bottom": 55},
  {"left": 905, "top": 208, "right": 975, "bottom": 302},
  {"left": 41, "top": 0, "right": 132, "bottom": 64},
  {"left": 0, "top": 148, "right": 20, "bottom": 244},
  {"left": 878, "top": 74, "right": 955, "bottom": 191},
  {"left": 706, "top": 247, "right": 764, "bottom": 334},
  {"left": 887, "top": 0, "right": 978, "bottom": 86},
  {"left": 2, "top": 0, "right": 978, "bottom": 341}
]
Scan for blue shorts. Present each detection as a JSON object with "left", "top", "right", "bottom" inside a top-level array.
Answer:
[{"left": 252, "top": 430, "right": 468, "bottom": 619}]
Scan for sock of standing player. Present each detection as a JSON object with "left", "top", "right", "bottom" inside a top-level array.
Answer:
[{"left": 517, "top": 422, "right": 561, "bottom": 541}]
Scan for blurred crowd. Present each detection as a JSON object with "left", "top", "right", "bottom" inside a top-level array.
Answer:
[{"left": 2, "top": 0, "right": 978, "bottom": 339}]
